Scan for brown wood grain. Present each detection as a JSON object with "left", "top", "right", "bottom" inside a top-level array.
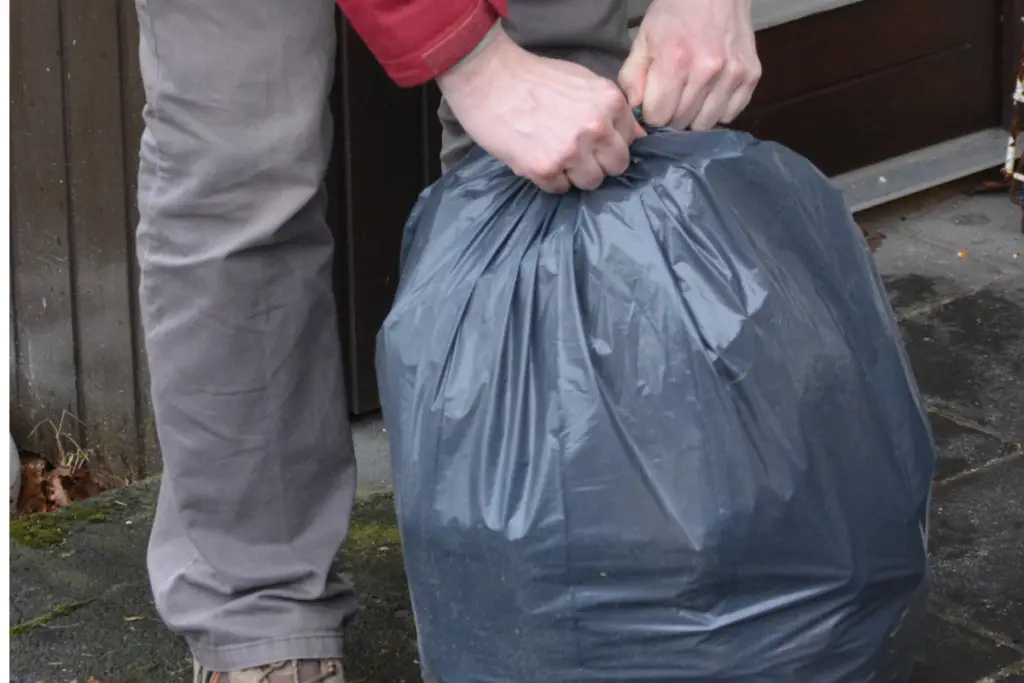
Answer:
[{"left": 10, "top": 0, "right": 79, "bottom": 450}]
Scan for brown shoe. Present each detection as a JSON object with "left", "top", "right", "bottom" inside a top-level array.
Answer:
[{"left": 194, "top": 659, "right": 344, "bottom": 683}]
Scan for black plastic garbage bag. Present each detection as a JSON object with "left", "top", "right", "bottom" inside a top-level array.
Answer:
[{"left": 376, "top": 129, "right": 935, "bottom": 683}]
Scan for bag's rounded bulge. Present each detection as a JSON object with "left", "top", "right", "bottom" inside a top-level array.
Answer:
[{"left": 377, "top": 130, "right": 935, "bottom": 683}]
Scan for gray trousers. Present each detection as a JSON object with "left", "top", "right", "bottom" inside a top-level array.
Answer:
[{"left": 137, "top": 0, "right": 628, "bottom": 671}]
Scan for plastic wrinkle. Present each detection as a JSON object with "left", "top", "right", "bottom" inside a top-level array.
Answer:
[{"left": 378, "top": 129, "right": 936, "bottom": 683}]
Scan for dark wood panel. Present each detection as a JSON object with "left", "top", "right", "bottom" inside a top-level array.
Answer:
[
  {"left": 62, "top": 0, "right": 140, "bottom": 479},
  {"left": 10, "top": 0, "right": 79, "bottom": 450},
  {"left": 117, "top": 0, "right": 160, "bottom": 474},
  {"left": 752, "top": 0, "right": 999, "bottom": 108},
  {"left": 332, "top": 18, "right": 435, "bottom": 414},
  {"left": 735, "top": 43, "right": 1001, "bottom": 176}
]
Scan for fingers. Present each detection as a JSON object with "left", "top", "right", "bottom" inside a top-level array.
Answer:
[
  {"left": 567, "top": 107, "right": 635, "bottom": 190},
  {"left": 566, "top": 152, "right": 607, "bottom": 191},
  {"left": 593, "top": 129, "right": 633, "bottom": 178},
  {"left": 671, "top": 60, "right": 720, "bottom": 130},
  {"left": 640, "top": 47, "right": 688, "bottom": 127},
  {"left": 612, "top": 103, "right": 645, "bottom": 149},
  {"left": 643, "top": 53, "right": 760, "bottom": 131},
  {"left": 688, "top": 58, "right": 734, "bottom": 131},
  {"left": 618, "top": 35, "right": 652, "bottom": 108},
  {"left": 721, "top": 58, "right": 761, "bottom": 124},
  {"left": 516, "top": 79, "right": 638, "bottom": 194},
  {"left": 622, "top": 0, "right": 762, "bottom": 132},
  {"left": 546, "top": 88, "right": 636, "bottom": 192},
  {"left": 534, "top": 170, "right": 572, "bottom": 194}
]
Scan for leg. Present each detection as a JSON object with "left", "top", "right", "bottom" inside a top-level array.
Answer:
[
  {"left": 438, "top": 0, "right": 631, "bottom": 171},
  {"left": 135, "top": 0, "right": 357, "bottom": 672}
]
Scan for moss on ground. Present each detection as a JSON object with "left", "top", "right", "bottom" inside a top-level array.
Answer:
[
  {"left": 10, "top": 598, "right": 96, "bottom": 638},
  {"left": 9, "top": 486, "right": 419, "bottom": 680},
  {"left": 342, "top": 493, "right": 421, "bottom": 683},
  {"left": 10, "top": 503, "right": 116, "bottom": 549}
]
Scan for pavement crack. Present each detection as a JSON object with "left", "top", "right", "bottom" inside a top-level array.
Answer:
[
  {"left": 934, "top": 448, "right": 1023, "bottom": 489},
  {"left": 929, "top": 607, "right": 1024, "bottom": 656},
  {"left": 926, "top": 398, "right": 1022, "bottom": 445},
  {"left": 972, "top": 658, "right": 1024, "bottom": 683}
]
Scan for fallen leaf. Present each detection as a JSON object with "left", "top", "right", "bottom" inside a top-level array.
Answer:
[
  {"left": 859, "top": 227, "right": 886, "bottom": 253},
  {"left": 971, "top": 178, "right": 1011, "bottom": 194},
  {"left": 968, "top": 167, "right": 1013, "bottom": 195},
  {"left": 17, "top": 459, "right": 48, "bottom": 516},
  {"left": 63, "top": 468, "right": 104, "bottom": 503}
]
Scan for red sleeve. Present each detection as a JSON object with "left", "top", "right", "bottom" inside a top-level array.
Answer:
[{"left": 338, "top": 0, "right": 509, "bottom": 87}]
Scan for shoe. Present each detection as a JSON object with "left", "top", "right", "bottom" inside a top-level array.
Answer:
[{"left": 194, "top": 658, "right": 345, "bottom": 683}]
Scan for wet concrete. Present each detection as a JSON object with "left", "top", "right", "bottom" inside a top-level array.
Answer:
[{"left": 9, "top": 186, "right": 1024, "bottom": 682}]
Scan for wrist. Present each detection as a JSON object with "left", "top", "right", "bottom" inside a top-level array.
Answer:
[{"left": 436, "top": 22, "right": 513, "bottom": 96}]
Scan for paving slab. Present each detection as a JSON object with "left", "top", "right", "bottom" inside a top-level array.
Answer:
[
  {"left": 910, "top": 615, "right": 1023, "bottom": 683},
  {"left": 898, "top": 280, "right": 1024, "bottom": 444},
  {"left": 895, "top": 194, "right": 1024, "bottom": 275},
  {"left": 873, "top": 227, "right": 1008, "bottom": 317},
  {"left": 928, "top": 455, "right": 1024, "bottom": 648},
  {"left": 861, "top": 187, "right": 1024, "bottom": 276}
]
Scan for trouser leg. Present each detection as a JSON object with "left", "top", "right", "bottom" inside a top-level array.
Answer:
[
  {"left": 438, "top": 0, "right": 632, "bottom": 171},
  {"left": 135, "top": 0, "right": 357, "bottom": 670}
]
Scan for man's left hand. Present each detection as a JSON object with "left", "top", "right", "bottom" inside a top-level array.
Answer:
[{"left": 619, "top": 0, "right": 761, "bottom": 131}]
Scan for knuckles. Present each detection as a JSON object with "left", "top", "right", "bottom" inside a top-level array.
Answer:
[
  {"left": 693, "top": 52, "right": 726, "bottom": 81},
  {"left": 747, "top": 59, "right": 763, "bottom": 85}
]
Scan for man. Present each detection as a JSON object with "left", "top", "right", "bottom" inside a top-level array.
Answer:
[{"left": 135, "top": 0, "right": 760, "bottom": 680}]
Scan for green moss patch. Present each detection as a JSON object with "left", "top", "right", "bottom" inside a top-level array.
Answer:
[
  {"left": 342, "top": 493, "right": 421, "bottom": 683},
  {"left": 11, "top": 503, "right": 115, "bottom": 549},
  {"left": 10, "top": 598, "right": 96, "bottom": 638}
]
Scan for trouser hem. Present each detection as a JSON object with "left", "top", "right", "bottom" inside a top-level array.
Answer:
[{"left": 190, "top": 633, "right": 346, "bottom": 672}]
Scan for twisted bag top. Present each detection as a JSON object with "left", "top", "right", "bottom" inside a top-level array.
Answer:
[{"left": 377, "top": 130, "right": 936, "bottom": 683}]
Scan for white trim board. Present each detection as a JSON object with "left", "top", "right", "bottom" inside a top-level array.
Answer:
[
  {"left": 627, "top": 0, "right": 865, "bottom": 37},
  {"left": 832, "top": 128, "right": 1013, "bottom": 214}
]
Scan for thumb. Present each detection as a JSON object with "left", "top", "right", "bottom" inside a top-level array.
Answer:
[{"left": 618, "top": 34, "right": 651, "bottom": 109}]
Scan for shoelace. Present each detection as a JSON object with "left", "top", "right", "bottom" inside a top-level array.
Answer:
[{"left": 258, "top": 660, "right": 340, "bottom": 683}]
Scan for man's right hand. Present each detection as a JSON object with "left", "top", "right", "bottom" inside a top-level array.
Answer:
[{"left": 437, "top": 26, "right": 644, "bottom": 194}]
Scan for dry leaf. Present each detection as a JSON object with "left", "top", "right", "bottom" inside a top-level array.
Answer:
[
  {"left": 970, "top": 178, "right": 1011, "bottom": 195},
  {"left": 65, "top": 468, "right": 104, "bottom": 502},
  {"left": 17, "top": 459, "right": 48, "bottom": 515},
  {"left": 859, "top": 227, "right": 886, "bottom": 253}
]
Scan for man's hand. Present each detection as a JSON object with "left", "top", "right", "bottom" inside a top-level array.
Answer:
[
  {"left": 619, "top": 0, "right": 761, "bottom": 131},
  {"left": 438, "top": 27, "right": 644, "bottom": 194}
]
